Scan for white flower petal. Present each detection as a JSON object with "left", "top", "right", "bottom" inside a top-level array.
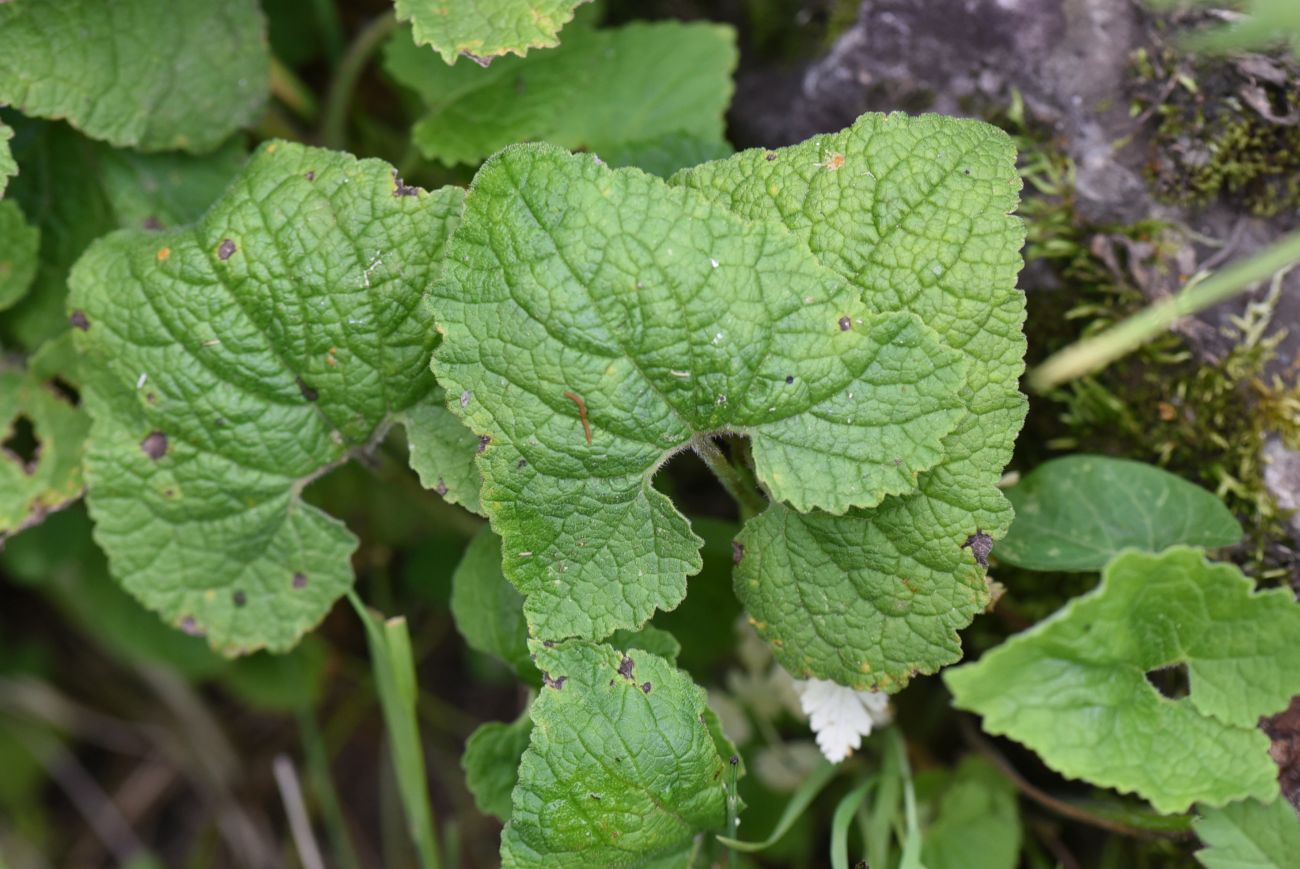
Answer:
[{"left": 792, "top": 678, "right": 893, "bottom": 764}]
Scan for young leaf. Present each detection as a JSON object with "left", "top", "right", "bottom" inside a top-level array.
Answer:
[
  {"left": 502, "top": 640, "right": 729, "bottom": 865},
  {"left": 0, "top": 361, "right": 90, "bottom": 541},
  {"left": 401, "top": 385, "right": 484, "bottom": 515},
  {"left": 0, "top": 0, "right": 269, "bottom": 152},
  {"left": 677, "top": 112, "right": 1025, "bottom": 688},
  {"left": 394, "top": 0, "right": 590, "bottom": 65},
  {"left": 385, "top": 20, "right": 736, "bottom": 172},
  {"left": 463, "top": 710, "right": 533, "bottom": 822},
  {"left": 945, "top": 547, "right": 1300, "bottom": 813},
  {"left": 0, "top": 200, "right": 38, "bottom": 311},
  {"left": 1195, "top": 795, "right": 1300, "bottom": 869},
  {"left": 997, "top": 455, "right": 1244, "bottom": 571},
  {"left": 430, "top": 143, "right": 969, "bottom": 642},
  {"left": 918, "top": 757, "right": 1021, "bottom": 869},
  {"left": 69, "top": 141, "right": 464, "bottom": 654},
  {"left": 0, "top": 119, "right": 14, "bottom": 197}
]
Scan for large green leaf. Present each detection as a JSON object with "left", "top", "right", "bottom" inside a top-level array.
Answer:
[
  {"left": 394, "top": 0, "right": 590, "bottom": 64},
  {"left": 402, "top": 384, "right": 484, "bottom": 515},
  {"left": 0, "top": 0, "right": 268, "bottom": 152},
  {"left": 677, "top": 112, "right": 1025, "bottom": 688},
  {"left": 502, "top": 640, "right": 729, "bottom": 866},
  {"left": 463, "top": 710, "right": 533, "bottom": 822},
  {"left": 946, "top": 547, "right": 1300, "bottom": 813},
  {"left": 430, "top": 142, "right": 969, "bottom": 642},
  {"left": 1195, "top": 795, "right": 1300, "bottom": 869},
  {"left": 997, "top": 455, "right": 1243, "bottom": 571},
  {"left": 69, "top": 141, "right": 463, "bottom": 654},
  {"left": 0, "top": 358, "right": 90, "bottom": 541},
  {"left": 385, "top": 19, "right": 735, "bottom": 171},
  {"left": 0, "top": 200, "right": 38, "bottom": 311}
]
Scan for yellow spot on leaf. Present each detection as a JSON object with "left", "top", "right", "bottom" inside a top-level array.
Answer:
[{"left": 156, "top": 247, "right": 170, "bottom": 261}]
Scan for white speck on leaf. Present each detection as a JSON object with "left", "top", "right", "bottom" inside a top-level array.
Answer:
[
  {"left": 793, "top": 677, "right": 892, "bottom": 763},
  {"left": 136, "top": 373, "right": 148, "bottom": 389}
]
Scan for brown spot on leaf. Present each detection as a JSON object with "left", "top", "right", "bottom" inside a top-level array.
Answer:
[
  {"left": 542, "top": 672, "right": 567, "bottom": 690},
  {"left": 156, "top": 247, "right": 170, "bottom": 262},
  {"left": 293, "top": 572, "right": 308, "bottom": 589},
  {"left": 233, "top": 590, "right": 247, "bottom": 608},
  {"left": 297, "top": 378, "right": 318, "bottom": 402},
  {"left": 785, "top": 375, "right": 794, "bottom": 384},
  {"left": 618, "top": 656, "right": 635, "bottom": 679},
  {"left": 140, "top": 431, "right": 168, "bottom": 460},
  {"left": 68, "top": 310, "right": 90, "bottom": 331},
  {"left": 1264, "top": 695, "right": 1300, "bottom": 810},
  {"left": 392, "top": 169, "right": 419, "bottom": 197},
  {"left": 304, "top": 170, "right": 316, "bottom": 181},
  {"left": 435, "top": 478, "right": 448, "bottom": 496},
  {"left": 143, "top": 216, "right": 163, "bottom": 231},
  {"left": 732, "top": 541, "right": 745, "bottom": 565},
  {"left": 542, "top": 640, "right": 554, "bottom": 648},
  {"left": 218, "top": 239, "right": 237, "bottom": 260},
  {"left": 179, "top": 616, "right": 204, "bottom": 637},
  {"left": 962, "top": 530, "right": 994, "bottom": 568},
  {"left": 516, "top": 458, "right": 527, "bottom": 469},
  {"left": 838, "top": 316, "right": 852, "bottom": 331},
  {"left": 765, "top": 151, "right": 778, "bottom": 161},
  {"left": 640, "top": 682, "right": 652, "bottom": 694},
  {"left": 478, "top": 435, "right": 491, "bottom": 453}
]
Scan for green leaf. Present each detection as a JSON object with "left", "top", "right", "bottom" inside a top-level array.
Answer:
[
  {"left": 68, "top": 141, "right": 464, "bottom": 654},
  {"left": 0, "top": 0, "right": 269, "bottom": 152},
  {"left": 385, "top": 20, "right": 736, "bottom": 170},
  {"left": 945, "top": 547, "right": 1300, "bottom": 813},
  {"left": 401, "top": 385, "right": 484, "bottom": 515},
  {"left": 451, "top": 526, "right": 533, "bottom": 675},
  {"left": 430, "top": 142, "right": 969, "bottom": 642},
  {"left": 463, "top": 710, "right": 533, "bottom": 822},
  {"left": 2, "top": 118, "right": 247, "bottom": 352},
  {"left": 677, "top": 113, "right": 1025, "bottom": 687},
  {"left": 0, "top": 119, "right": 14, "bottom": 197},
  {"left": 502, "top": 640, "right": 729, "bottom": 866},
  {"left": 918, "top": 757, "right": 1021, "bottom": 869},
  {"left": 394, "top": 0, "right": 590, "bottom": 64},
  {"left": 0, "top": 199, "right": 38, "bottom": 310},
  {"left": 1195, "top": 795, "right": 1300, "bottom": 869},
  {"left": 997, "top": 455, "right": 1244, "bottom": 571},
  {"left": 0, "top": 360, "right": 89, "bottom": 540}
]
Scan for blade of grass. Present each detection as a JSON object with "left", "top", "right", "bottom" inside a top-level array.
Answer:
[
  {"left": 716, "top": 761, "right": 838, "bottom": 852},
  {"left": 1029, "top": 228, "right": 1300, "bottom": 392},
  {"left": 830, "top": 777, "right": 877, "bottom": 869},
  {"left": 295, "top": 705, "right": 362, "bottom": 869},
  {"left": 866, "top": 733, "right": 902, "bottom": 869},
  {"left": 348, "top": 591, "right": 441, "bottom": 869},
  {"left": 889, "top": 729, "right": 923, "bottom": 869}
]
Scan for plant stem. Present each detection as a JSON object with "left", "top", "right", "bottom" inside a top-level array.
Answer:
[
  {"left": 310, "top": 0, "right": 346, "bottom": 66},
  {"left": 270, "top": 57, "right": 320, "bottom": 121},
  {"left": 692, "top": 436, "right": 767, "bottom": 519},
  {"left": 322, "top": 12, "right": 398, "bottom": 149},
  {"left": 1029, "top": 228, "right": 1300, "bottom": 392}
]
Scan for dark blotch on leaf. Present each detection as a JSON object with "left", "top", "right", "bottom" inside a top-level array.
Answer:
[
  {"left": 618, "top": 656, "right": 635, "bottom": 679},
  {"left": 297, "top": 378, "right": 318, "bottom": 402},
  {"left": 143, "top": 216, "right": 163, "bottom": 231},
  {"left": 392, "top": 169, "right": 419, "bottom": 197},
  {"left": 478, "top": 435, "right": 491, "bottom": 453},
  {"left": 179, "top": 616, "right": 204, "bottom": 637},
  {"left": 217, "top": 238, "right": 237, "bottom": 261},
  {"left": 732, "top": 541, "right": 745, "bottom": 565},
  {"left": 140, "top": 430, "right": 168, "bottom": 460},
  {"left": 785, "top": 375, "right": 794, "bottom": 384},
  {"left": 838, "top": 316, "right": 852, "bottom": 332},
  {"left": 516, "top": 458, "right": 527, "bottom": 469},
  {"left": 292, "top": 572, "right": 308, "bottom": 589},
  {"left": 542, "top": 640, "right": 555, "bottom": 648},
  {"left": 729, "top": 754, "right": 739, "bottom": 766},
  {"left": 435, "top": 478, "right": 448, "bottom": 496},
  {"left": 640, "top": 682, "right": 652, "bottom": 694},
  {"left": 68, "top": 310, "right": 90, "bottom": 331},
  {"left": 233, "top": 590, "right": 246, "bottom": 608},
  {"left": 304, "top": 170, "right": 315, "bottom": 181},
  {"left": 542, "top": 672, "right": 567, "bottom": 690},
  {"left": 962, "top": 530, "right": 994, "bottom": 568},
  {"left": 765, "top": 151, "right": 778, "bottom": 161},
  {"left": 459, "top": 390, "right": 471, "bottom": 408}
]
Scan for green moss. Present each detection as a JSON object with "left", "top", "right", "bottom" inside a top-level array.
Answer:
[{"left": 1132, "top": 44, "right": 1300, "bottom": 216}]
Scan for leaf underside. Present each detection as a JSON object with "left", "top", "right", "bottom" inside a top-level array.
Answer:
[
  {"left": 70, "top": 141, "right": 463, "bottom": 654},
  {"left": 946, "top": 547, "right": 1300, "bottom": 813}
]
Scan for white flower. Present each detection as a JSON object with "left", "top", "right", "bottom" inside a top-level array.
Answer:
[{"left": 793, "top": 678, "right": 892, "bottom": 763}]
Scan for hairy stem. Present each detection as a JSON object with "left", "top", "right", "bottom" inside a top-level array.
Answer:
[
  {"left": 692, "top": 436, "right": 768, "bottom": 520},
  {"left": 322, "top": 12, "right": 398, "bottom": 149}
]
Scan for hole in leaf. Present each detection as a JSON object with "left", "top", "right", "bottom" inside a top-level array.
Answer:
[
  {"left": 1145, "top": 662, "right": 1190, "bottom": 700},
  {"left": 3, "top": 415, "right": 40, "bottom": 472},
  {"left": 49, "top": 377, "right": 81, "bottom": 406}
]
